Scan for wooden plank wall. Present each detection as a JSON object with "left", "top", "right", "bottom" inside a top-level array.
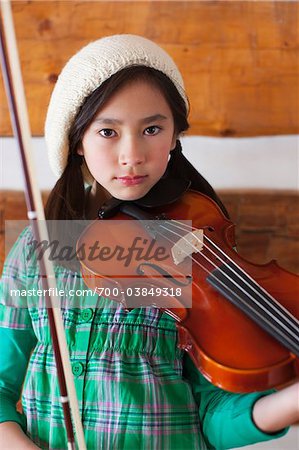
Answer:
[
  {"left": 1, "top": 191, "right": 298, "bottom": 275},
  {"left": 0, "top": 0, "right": 298, "bottom": 136},
  {"left": 1, "top": 2, "right": 298, "bottom": 275}
]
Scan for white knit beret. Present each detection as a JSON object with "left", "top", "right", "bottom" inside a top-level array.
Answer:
[{"left": 45, "top": 34, "right": 187, "bottom": 179}]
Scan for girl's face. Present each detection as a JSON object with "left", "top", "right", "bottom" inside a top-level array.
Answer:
[{"left": 78, "top": 79, "right": 176, "bottom": 201}]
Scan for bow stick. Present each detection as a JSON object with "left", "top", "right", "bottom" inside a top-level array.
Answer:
[{"left": 0, "top": 2, "right": 86, "bottom": 449}]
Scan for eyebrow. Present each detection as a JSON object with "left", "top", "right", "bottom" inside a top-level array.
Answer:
[{"left": 93, "top": 114, "right": 169, "bottom": 125}]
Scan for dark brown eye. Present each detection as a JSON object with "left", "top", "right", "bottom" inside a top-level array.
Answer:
[
  {"left": 144, "top": 126, "right": 161, "bottom": 136},
  {"left": 99, "top": 129, "right": 116, "bottom": 138}
]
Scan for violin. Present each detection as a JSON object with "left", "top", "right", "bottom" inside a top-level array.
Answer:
[{"left": 77, "top": 187, "right": 299, "bottom": 393}]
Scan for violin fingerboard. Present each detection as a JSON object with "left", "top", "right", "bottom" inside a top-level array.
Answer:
[{"left": 207, "top": 262, "right": 299, "bottom": 357}]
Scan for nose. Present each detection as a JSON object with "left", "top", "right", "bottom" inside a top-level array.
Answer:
[{"left": 119, "top": 136, "right": 145, "bottom": 167}]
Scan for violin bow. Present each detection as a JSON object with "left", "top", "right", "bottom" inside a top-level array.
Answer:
[{"left": 0, "top": 2, "right": 86, "bottom": 449}]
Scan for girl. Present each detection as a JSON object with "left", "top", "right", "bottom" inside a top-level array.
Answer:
[{"left": 0, "top": 34, "right": 298, "bottom": 450}]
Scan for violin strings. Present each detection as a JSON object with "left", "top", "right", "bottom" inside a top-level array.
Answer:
[
  {"left": 155, "top": 222, "right": 299, "bottom": 353},
  {"left": 205, "top": 232, "right": 299, "bottom": 330},
  {"left": 164, "top": 219, "right": 299, "bottom": 332},
  {"left": 166, "top": 219, "right": 299, "bottom": 331},
  {"left": 163, "top": 220, "right": 299, "bottom": 340},
  {"left": 159, "top": 221, "right": 298, "bottom": 336},
  {"left": 156, "top": 223, "right": 299, "bottom": 353}
]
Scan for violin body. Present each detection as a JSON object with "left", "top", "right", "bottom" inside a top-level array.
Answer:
[{"left": 78, "top": 190, "right": 299, "bottom": 393}]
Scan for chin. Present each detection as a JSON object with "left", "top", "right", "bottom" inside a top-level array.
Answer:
[
  {"left": 113, "top": 188, "right": 150, "bottom": 202},
  {"left": 114, "top": 193, "right": 144, "bottom": 201}
]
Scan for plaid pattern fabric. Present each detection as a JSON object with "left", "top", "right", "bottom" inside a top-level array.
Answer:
[
  {"left": 0, "top": 228, "right": 287, "bottom": 449},
  {"left": 0, "top": 228, "right": 203, "bottom": 449},
  {"left": 21, "top": 305, "right": 203, "bottom": 449}
]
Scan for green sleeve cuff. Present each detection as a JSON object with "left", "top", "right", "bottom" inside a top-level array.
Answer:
[
  {"left": 0, "top": 327, "right": 36, "bottom": 433},
  {"left": 231, "top": 392, "right": 289, "bottom": 445},
  {"left": 203, "top": 391, "right": 289, "bottom": 449},
  {"left": 183, "top": 354, "right": 289, "bottom": 449}
]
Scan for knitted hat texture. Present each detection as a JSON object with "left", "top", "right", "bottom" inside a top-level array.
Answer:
[{"left": 45, "top": 34, "right": 187, "bottom": 178}]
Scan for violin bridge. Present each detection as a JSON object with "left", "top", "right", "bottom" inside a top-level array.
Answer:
[{"left": 171, "top": 229, "right": 204, "bottom": 265}]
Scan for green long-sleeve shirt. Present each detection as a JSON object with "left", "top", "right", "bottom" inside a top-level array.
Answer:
[{"left": 0, "top": 228, "right": 288, "bottom": 449}]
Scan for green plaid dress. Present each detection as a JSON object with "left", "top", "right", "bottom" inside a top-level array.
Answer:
[{"left": 0, "top": 228, "right": 287, "bottom": 449}]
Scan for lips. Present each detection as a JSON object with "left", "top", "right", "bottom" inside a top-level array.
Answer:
[
  {"left": 117, "top": 176, "right": 147, "bottom": 180},
  {"left": 116, "top": 175, "right": 148, "bottom": 186}
]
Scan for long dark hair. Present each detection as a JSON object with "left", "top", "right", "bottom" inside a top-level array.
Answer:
[{"left": 45, "top": 65, "right": 228, "bottom": 219}]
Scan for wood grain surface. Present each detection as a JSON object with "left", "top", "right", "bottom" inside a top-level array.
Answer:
[{"left": 1, "top": 1, "right": 298, "bottom": 137}]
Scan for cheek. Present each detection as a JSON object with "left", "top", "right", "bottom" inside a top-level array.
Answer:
[
  {"left": 86, "top": 154, "right": 113, "bottom": 176},
  {"left": 155, "top": 142, "right": 172, "bottom": 163},
  {"left": 83, "top": 142, "right": 113, "bottom": 167},
  {"left": 151, "top": 150, "right": 171, "bottom": 177}
]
